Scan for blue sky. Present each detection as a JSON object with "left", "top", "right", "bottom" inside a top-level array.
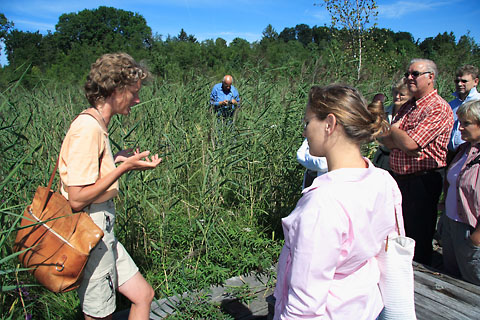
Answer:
[{"left": 1, "top": 0, "right": 479, "bottom": 64}]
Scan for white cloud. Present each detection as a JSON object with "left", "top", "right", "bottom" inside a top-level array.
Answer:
[
  {"left": 312, "top": 11, "right": 330, "bottom": 24},
  {"left": 13, "top": 19, "right": 55, "bottom": 32},
  {"left": 378, "top": 1, "right": 452, "bottom": 19}
]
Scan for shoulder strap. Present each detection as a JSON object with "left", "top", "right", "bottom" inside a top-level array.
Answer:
[
  {"left": 40, "top": 111, "right": 104, "bottom": 213},
  {"left": 394, "top": 207, "right": 401, "bottom": 236},
  {"left": 385, "top": 184, "right": 402, "bottom": 251},
  {"left": 78, "top": 111, "right": 102, "bottom": 124}
]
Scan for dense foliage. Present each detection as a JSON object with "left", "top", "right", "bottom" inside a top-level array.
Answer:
[
  {"left": 1, "top": 6, "right": 480, "bottom": 319},
  {"left": 1, "top": 7, "right": 479, "bottom": 88}
]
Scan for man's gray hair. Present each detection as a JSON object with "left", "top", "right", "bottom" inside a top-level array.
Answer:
[{"left": 410, "top": 58, "right": 438, "bottom": 85}]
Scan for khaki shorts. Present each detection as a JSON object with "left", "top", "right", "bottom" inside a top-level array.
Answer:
[{"left": 77, "top": 200, "right": 139, "bottom": 318}]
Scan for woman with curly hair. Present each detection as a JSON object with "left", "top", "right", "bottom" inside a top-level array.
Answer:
[{"left": 59, "top": 53, "right": 161, "bottom": 319}]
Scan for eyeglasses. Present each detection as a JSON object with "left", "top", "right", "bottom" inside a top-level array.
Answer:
[
  {"left": 454, "top": 79, "right": 469, "bottom": 84},
  {"left": 404, "top": 71, "right": 431, "bottom": 78}
]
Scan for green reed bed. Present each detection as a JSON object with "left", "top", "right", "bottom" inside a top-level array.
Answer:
[
  {"left": 1, "top": 70, "right": 315, "bottom": 319},
  {"left": 0, "top": 56, "right": 462, "bottom": 318}
]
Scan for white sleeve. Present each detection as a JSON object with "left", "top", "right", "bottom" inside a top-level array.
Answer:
[{"left": 296, "top": 139, "right": 328, "bottom": 173}]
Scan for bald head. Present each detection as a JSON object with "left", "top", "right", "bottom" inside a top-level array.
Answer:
[{"left": 222, "top": 75, "right": 233, "bottom": 92}]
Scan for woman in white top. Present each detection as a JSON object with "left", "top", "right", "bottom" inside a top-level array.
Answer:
[{"left": 296, "top": 138, "right": 328, "bottom": 189}]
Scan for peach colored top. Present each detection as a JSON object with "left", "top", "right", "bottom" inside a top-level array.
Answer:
[{"left": 59, "top": 113, "right": 118, "bottom": 204}]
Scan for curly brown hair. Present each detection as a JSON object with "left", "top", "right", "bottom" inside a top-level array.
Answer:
[
  {"left": 307, "top": 84, "right": 390, "bottom": 144},
  {"left": 85, "top": 53, "right": 150, "bottom": 106}
]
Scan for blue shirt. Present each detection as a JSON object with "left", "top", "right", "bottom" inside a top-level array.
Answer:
[
  {"left": 448, "top": 87, "right": 480, "bottom": 151},
  {"left": 210, "top": 83, "right": 240, "bottom": 117}
]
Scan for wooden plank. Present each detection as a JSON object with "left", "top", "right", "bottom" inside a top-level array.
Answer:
[
  {"left": 414, "top": 281, "right": 478, "bottom": 320},
  {"left": 211, "top": 273, "right": 274, "bottom": 319},
  {"left": 113, "top": 265, "right": 480, "bottom": 320},
  {"left": 414, "top": 293, "right": 472, "bottom": 320},
  {"left": 412, "top": 262, "right": 480, "bottom": 320},
  {"left": 414, "top": 272, "right": 480, "bottom": 308},
  {"left": 414, "top": 262, "right": 480, "bottom": 295}
]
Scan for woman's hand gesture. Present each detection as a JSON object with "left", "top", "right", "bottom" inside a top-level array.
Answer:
[
  {"left": 121, "top": 148, "right": 162, "bottom": 171},
  {"left": 114, "top": 148, "right": 134, "bottom": 163}
]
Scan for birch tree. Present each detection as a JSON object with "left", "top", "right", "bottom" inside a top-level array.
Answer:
[{"left": 321, "top": 0, "right": 378, "bottom": 80}]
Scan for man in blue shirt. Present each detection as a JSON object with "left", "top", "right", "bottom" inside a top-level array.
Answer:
[
  {"left": 447, "top": 65, "right": 480, "bottom": 162},
  {"left": 210, "top": 75, "right": 240, "bottom": 118}
]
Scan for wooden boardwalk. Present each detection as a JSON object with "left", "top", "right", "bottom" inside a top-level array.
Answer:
[
  {"left": 413, "top": 262, "right": 480, "bottom": 320},
  {"left": 112, "top": 272, "right": 274, "bottom": 320},
  {"left": 113, "top": 263, "right": 480, "bottom": 319}
]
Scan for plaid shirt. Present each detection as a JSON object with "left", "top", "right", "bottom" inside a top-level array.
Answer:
[{"left": 390, "top": 89, "right": 453, "bottom": 175}]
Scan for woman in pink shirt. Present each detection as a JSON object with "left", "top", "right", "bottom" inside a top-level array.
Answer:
[
  {"left": 274, "top": 85, "right": 405, "bottom": 319},
  {"left": 442, "top": 99, "right": 480, "bottom": 285}
]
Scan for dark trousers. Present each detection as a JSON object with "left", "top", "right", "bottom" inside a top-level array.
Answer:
[{"left": 395, "top": 170, "right": 443, "bottom": 265}]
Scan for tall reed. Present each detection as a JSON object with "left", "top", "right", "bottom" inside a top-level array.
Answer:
[{"left": 3, "top": 61, "right": 438, "bottom": 317}]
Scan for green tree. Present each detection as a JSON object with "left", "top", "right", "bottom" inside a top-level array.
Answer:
[
  {"left": 360, "top": 28, "right": 417, "bottom": 78},
  {"left": 0, "top": 13, "right": 14, "bottom": 65},
  {"left": 295, "top": 24, "right": 312, "bottom": 46},
  {"left": 320, "top": 0, "right": 378, "bottom": 81},
  {"left": 262, "top": 24, "right": 279, "bottom": 42},
  {"left": 420, "top": 32, "right": 458, "bottom": 74},
  {"left": 0, "top": 13, "right": 14, "bottom": 41},
  {"left": 175, "top": 28, "right": 197, "bottom": 43},
  {"left": 200, "top": 38, "right": 228, "bottom": 72},
  {"left": 456, "top": 34, "right": 479, "bottom": 65},
  {"left": 55, "top": 6, "right": 152, "bottom": 54},
  {"left": 279, "top": 27, "right": 296, "bottom": 42},
  {"left": 312, "top": 25, "right": 332, "bottom": 46},
  {"left": 229, "top": 38, "right": 252, "bottom": 69},
  {"left": 4, "top": 30, "right": 43, "bottom": 68},
  {"left": 260, "top": 24, "right": 279, "bottom": 57}
]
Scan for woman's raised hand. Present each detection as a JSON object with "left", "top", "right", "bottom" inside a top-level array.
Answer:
[
  {"left": 114, "top": 148, "right": 134, "bottom": 163},
  {"left": 121, "top": 148, "right": 162, "bottom": 171}
]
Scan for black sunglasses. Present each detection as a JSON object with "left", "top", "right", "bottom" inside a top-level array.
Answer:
[
  {"left": 404, "top": 71, "right": 431, "bottom": 78},
  {"left": 454, "top": 79, "right": 469, "bottom": 84}
]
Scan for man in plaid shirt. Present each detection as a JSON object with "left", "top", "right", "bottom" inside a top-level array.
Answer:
[{"left": 380, "top": 58, "right": 454, "bottom": 265}]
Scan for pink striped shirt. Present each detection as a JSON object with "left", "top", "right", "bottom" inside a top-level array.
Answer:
[{"left": 447, "top": 142, "right": 480, "bottom": 228}]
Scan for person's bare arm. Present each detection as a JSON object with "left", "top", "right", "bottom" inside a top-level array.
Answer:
[{"left": 68, "top": 150, "right": 161, "bottom": 211}]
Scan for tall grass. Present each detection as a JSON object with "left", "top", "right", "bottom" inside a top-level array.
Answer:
[
  {"left": 1, "top": 66, "right": 311, "bottom": 318},
  {"left": 1, "top": 61, "right": 457, "bottom": 318}
]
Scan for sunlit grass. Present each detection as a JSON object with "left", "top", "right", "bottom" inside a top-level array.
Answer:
[
  {"left": 0, "top": 60, "right": 401, "bottom": 318},
  {"left": 1, "top": 68, "right": 309, "bottom": 318}
]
